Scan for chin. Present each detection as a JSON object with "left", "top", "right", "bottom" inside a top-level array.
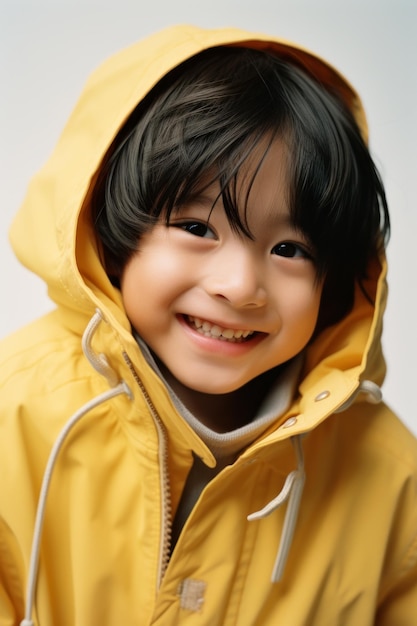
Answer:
[{"left": 178, "top": 375, "right": 254, "bottom": 396}]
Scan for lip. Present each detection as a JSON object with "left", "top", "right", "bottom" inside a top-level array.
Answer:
[{"left": 177, "top": 314, "right": 268, "bottom": 355}]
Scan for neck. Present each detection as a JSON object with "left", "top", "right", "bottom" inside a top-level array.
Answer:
[{"left": 156, "top": 361, "right": 280, "bottom": 433}]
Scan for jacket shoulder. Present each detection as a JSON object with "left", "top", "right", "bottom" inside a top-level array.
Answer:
[
  {"left": 0, "top": 311, "right": 99, "bottom": 429},
  {"left": 347, "top": 400, "right": 417, "bottom": 471},
  {"left": 0, "top": 311, "right": 86, "bottom": 387}
]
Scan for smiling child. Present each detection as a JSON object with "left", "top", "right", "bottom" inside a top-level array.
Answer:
[{"left": 1, "top": 25, "right": 416, "bottom": 626}]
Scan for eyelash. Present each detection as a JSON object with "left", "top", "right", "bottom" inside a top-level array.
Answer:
[
  {"left": 271, "top": 242, "right": 313, "bottom": 260},
  {"left": 172, "top": 220, "right": 314, "bottom": 260},
  {"left": 173, "top": 221, "right": 216, "bottom": 239}
]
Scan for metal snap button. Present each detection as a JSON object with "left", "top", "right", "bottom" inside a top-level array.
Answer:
[{"left": 314, "top": 390, "right": 330, "bottom": 402}]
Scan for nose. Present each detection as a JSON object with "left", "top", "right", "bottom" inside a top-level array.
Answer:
[{"left": 202, "top": 243, "right": 267, "bottom": 308}]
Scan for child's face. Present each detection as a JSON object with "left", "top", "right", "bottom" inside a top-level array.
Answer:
[{"left": 121, "top": 139, "right": 323, "bottom": 397}]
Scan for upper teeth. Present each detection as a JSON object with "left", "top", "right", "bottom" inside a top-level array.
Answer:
[{"left": 187, "top": 316, "right": 255, "bottom": 342}]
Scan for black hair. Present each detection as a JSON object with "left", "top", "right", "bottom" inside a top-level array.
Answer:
[{"left": 92, "top": 45, "right": 389, "bottom": 329}]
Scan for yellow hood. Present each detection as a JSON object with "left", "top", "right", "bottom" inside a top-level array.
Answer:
[{"left": 9, "top": 23, "right": 387, "bottom": 424}]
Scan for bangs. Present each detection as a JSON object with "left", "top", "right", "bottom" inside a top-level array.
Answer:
[{"left": 163, "top": 131, "right": 282, "bottom": 241}]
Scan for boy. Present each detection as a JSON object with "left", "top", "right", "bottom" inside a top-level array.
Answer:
[{"left": 1, "top": 24, "right": 416, "bottom": 625}]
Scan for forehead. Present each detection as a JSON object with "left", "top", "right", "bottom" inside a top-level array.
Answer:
[{"left": 226, "top": 136, "right": 292, "bottom": 231}]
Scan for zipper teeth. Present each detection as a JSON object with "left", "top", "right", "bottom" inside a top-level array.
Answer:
[
  {"left": 154, "top": 415, "right": 173, "bottom": 585},
  {"left": 122, "top": 352, "right": 172, "bottom": 586}
]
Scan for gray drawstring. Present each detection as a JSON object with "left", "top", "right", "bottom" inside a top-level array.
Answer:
[
  {"left": 335, "top": 379, "right": 382, "bottom": 413},
  {"left": 247, "top": 436, "right": 305, "bottom": 583},
  {"left": 21, "top": 311, "right": 132, "bottom": 626},
  {"left": 246, "top": 381, "right": 382, "bottom": 584},
  {"left": 82, "top": 309, "right": 120, "bottom": 388}
]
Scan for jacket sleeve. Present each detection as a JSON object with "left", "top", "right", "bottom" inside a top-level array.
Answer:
[
  {"left": 0, "top": 518, "right": 25, "bottom": 626},
  {"left": 376, "top": 471, "right": 417, "bottom": 625},
  {"left": 376, "top": 548, "right": 417, "bottom": 625}
]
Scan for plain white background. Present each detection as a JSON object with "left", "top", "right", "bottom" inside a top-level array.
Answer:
[{"left": 1, "top": 0, "right": 416, "bottom": 435}]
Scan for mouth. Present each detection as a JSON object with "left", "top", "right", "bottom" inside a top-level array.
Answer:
[{"left": 185, "top": 315, "right": 259, "bottom": 343}]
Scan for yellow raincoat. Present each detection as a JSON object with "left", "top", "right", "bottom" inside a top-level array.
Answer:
[{"left": 1, "top": 24, "right": 416, "bottom": 626}]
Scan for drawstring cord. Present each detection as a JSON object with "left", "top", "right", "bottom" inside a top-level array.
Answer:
[
  {"left": 81, "top": 309, "right": 120, "bottom": 387},
  {"left": 247, "top": 436, "right": 305, "bottom": 583},
  {"left": 334, "top": 379, "right": 382, "bottom": 413},
  {"left": 247, "top": 380, "right": 382, "bottom": 583},
  {"left": 20, "top": 311, "right": 132, "bottom": 626}
]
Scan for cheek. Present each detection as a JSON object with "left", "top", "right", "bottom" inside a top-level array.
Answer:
[
  {"left": 120, "top": 250, "right": 189, "bottom": 330},
  {"left": 283, "top": 282, "right": 323, "bottom": 335},
  {"left": 120, "top": 256, "right": 155, "bottom": 327}
]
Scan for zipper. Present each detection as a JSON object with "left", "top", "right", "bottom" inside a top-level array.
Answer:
[{"left": 122, "top": 352, "right": 172, "bottom": 587}]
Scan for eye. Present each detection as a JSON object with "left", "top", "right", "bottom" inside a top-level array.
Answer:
[
  {"left": 271, "top": 242, "right": 312, "bottom": 259},
  {"left": 174, "top": 221, "right": 217, "bottom": 239}
]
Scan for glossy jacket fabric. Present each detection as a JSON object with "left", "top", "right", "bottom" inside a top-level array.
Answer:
[{"left": 1, "top": 25, "right": 417, "bottom": 626}]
